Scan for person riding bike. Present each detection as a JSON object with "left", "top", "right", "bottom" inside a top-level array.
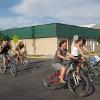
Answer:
[
  {"left": 0, "top": 40, "right": 11, "bottom": 73},
  {"left": 15, "top": 41, "right": 26, "bottom": 63},
  {"left": 80, "top": 38, "right": 91, "bottom": 56},
  {"left": 52, "top": 40, "right": 76, "bottom": 84},
  {"left": 15, "top": 41, "right": 26, "bottom": 56},
  {"left": 71, "top": 37, "right": 91, "bottom": 73}
]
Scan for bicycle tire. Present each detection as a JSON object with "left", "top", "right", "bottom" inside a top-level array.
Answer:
[
  {"left": 22, "top": 57, "right": 29, "bottom": 66},
  {"left": 10, "top": 63, "right": 17, "bottom": 77},
  {"left": 0, "top": 61, "right": 4, "bottom": 73},
  {"left": 43, "top": 69, "right": 63, "bottom": 90},
  {"left": 68, "top": 72, "right": 89, "bottom": 97},
  {"left": 88, "top": 66, "right": 100, "bottom": 85}
]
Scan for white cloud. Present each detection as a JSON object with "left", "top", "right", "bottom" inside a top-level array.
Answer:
[
  {"left": 1, "top": 0, "right": 100, "bottom": 29},
  {"left": 0, "top": 16, "right": 60, "bottom": 30},
  {"left": 10, "top": 0, "right": 100, "bottom": 17},
  {"left": 80, "top": 24, "right": 96, "bottom": 28},
  {"left": 0, "top": 16, "right": 33, "bottom": 30}
]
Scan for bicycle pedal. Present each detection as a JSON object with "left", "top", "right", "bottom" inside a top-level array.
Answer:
[{"left": 6, "top": 66, "right": 10, "bottom": 69}]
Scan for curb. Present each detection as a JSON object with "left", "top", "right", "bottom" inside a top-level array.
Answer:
[
  {"left": 27, "top": 55, "right": 54, "bottom": 59},
  {"left": 85, "top": 53, "right": 100, "bottom": 56}
]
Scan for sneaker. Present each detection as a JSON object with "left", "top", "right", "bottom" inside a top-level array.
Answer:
[{"left": 59, "top": 80, "right": 66, "bottom": 84}]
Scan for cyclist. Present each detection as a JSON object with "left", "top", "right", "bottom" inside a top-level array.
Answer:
[
  {"left": 15, "top": 41, "right": 27, "bottom": 64},
  {"left": 52, "top": 40, "right": 76, "bottom": 83},
  {"left": 15, "top": 41, "right": 26, "bottom": 56},
  {"left": 80, "top": 38, "right": 91, "bottom": 55},
  {"left": 72, "top": 37, "right": 90, "bottom": 58},
  {"left": 0, "top": 41, "right": 2, "bottom": 58},
  {"left": 0, "top": 40, "right": 11, "bottom": 73},
  {"left": 71, "top": 37, "right": 90, "bottom": 73}
]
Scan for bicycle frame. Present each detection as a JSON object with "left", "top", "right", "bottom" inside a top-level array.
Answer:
[
  {"left": 48, "top": 62, "right": 80, "bottom": 86},
  {"left": 48, "top": 71, "right": 60, "bottom": 83}
]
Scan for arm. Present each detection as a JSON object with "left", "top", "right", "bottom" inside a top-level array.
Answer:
[
  {"left": 76, "top": 45, "right": 84, "bottom": 56},
  {"left": 8, "top": 45, "right": 15, "bottom": 54},
  {"left": 57, "top": 50, "right": 67, "bottom": 60},
  {"left": 0, "top": 44, "right": 5, "bottom": 52},
  {"left": 0, "top": 46, "right": 1, "bottom": 52},
  {"left": 83, "top": 46, "right": 91, "bottom": 54},
  {"left": 10, "top": 48, "right": 15, "bottom": 54},
  {"left": 8, "top": 45, "right": 13, "bottom": 54},
  {"left": 67, "top": 52, "right": 76, "bottom": 59}
]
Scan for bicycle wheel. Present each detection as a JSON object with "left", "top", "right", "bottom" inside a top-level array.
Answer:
[
  {"left": 14, "top": 57, "right": 21, "bottom": 66},
  {"left": 43, "top": 69, "right": 63, "bottom": 90},
  {"left": 22, "top": 57, "right": 29, "bottom": 66},
  {"left": 0, "top": 61, "right": 4, "bottom": 73},
  {"left": 68, "top": 72, "right": 89, "bottom": 97},
  {"left": 88, "top": 66, "right": 100, "bottom": 85},
  {"left": 10, "top": 63, "right": 17, "bottom": 77}
]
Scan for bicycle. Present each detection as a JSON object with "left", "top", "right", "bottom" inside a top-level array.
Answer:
[
  {"left": 43, "top": 59, "right": 89, "bottom": 97},
  {"left": 0, "top": 54, "right": 17, "bottom": 77},
  {"left": 15, "top": 52, "right": 30, "bottom": 66},
  {"left": 81, "top": 55, "right": 100, "bottom": 85}
]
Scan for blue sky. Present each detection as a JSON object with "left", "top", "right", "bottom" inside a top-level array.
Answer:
[
  {"left": 0, "top": 0, "right": 100, "bottom": 29},
  {"left": 0, "top": 0, "right": 19, "bottom": 16}
]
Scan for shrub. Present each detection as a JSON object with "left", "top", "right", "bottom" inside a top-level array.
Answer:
[
  {"left": 0, "top": 31, "right": 9, "bottom": 41},
  {"left": 96, "top": 36, "right": 100, "bottom": 44}
]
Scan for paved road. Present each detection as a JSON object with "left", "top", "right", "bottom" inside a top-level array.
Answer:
[{"left": 0, "top": 58, "right": 100, "bottom": 100}]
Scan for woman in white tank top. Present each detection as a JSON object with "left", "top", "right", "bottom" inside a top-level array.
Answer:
[
  {"left": 71, "top": 46, "right": 80, "bottom": 57},
  {"left": 71, "top": 37, "right": 84, "bottom": 57},
  {"left": 71, "top": 37, "right": 85, "bottom": 75}
]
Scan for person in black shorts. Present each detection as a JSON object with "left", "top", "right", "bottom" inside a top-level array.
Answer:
[{"left": 0, "top": 40, "right": 11, "bottom": 73}]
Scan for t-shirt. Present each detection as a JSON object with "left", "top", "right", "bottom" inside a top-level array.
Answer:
[
  {"left": 53, "top": 47, "right": 68, "bottom": 64},
  {"left": 0, "top": 44, "right": 11, "bottom": 54}
]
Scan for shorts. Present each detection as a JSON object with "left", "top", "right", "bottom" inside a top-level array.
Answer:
[
  {"left": 74, "top": 54, "right": 82, "bottom": 59},
  {"left": 73, "top": 55, "right": 82, "bottom": 65},
  {"left": 0, "top": 54, "right": 3, "bottom": 60},
  {"left": 52, "top": 63, "right": 65, "bottom": 70},
  {"left": 1, "top": 53, "right": 10, "bottom": 59}
]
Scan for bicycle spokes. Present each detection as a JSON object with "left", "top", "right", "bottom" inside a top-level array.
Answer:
[{"left": 48, "top": 72, "right": 60, "bottom": 83}]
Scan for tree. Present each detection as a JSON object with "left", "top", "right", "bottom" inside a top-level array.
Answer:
[
  {"left": 97, "top": 36, "right": 100, "bottom": 44},
  {"left": 0, "top": 31, "right": 4, "bottom": 41},
  {"left": 0, "top": 31, "right": 9, "bottom": 41}
]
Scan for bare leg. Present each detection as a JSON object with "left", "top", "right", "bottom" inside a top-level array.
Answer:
[
  {"left": 3, "top": 57, "right": 7, "bottom": 73},
  {"left": 76, "top": 64, "right": 81, "bottom": 80},
  {"left": 59, "top": 67, "right": 66, "bottom": 83},
  {"left": 15, "top": 51, "right": 20, "bottom": 64}
]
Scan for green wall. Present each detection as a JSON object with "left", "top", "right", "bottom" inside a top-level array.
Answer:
[{"left": 2, "top": 23, "right": 100, "bottom": 39}]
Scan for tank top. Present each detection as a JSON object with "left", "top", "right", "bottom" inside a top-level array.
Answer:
[
  {"left": 53, "top": 48, "right": 68, "bottom": 64},
  {"left": 71, "top": 46, "right": 80, "bottom": 56}
]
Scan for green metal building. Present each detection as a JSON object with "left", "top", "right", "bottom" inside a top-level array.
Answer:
[
  {"left": 2, "top": 23, "right": 100, "bottom": 55},
  {"left": 2, "top": 23, "right": 100, "bottom": 39}
]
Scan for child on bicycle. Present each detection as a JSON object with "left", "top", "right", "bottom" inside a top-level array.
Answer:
[{"left": 52, "top": 40, "right": 76, "bottom": 83}]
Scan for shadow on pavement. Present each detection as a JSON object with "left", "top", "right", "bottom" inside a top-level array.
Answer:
[{"left": 16, "top": 60, "right": 47, "bottom": 76}]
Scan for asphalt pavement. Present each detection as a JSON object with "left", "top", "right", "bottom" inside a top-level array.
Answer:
[{"left": 0, "top": 58, "right": 100, "bottom": 100}]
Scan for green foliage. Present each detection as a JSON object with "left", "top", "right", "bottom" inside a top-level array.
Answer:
[
  {"left": 0, "top": 31, "right": 9, "bottom": 41},
  {"left": 97, "top": 36, "right": 100, "bottom": 44}
]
